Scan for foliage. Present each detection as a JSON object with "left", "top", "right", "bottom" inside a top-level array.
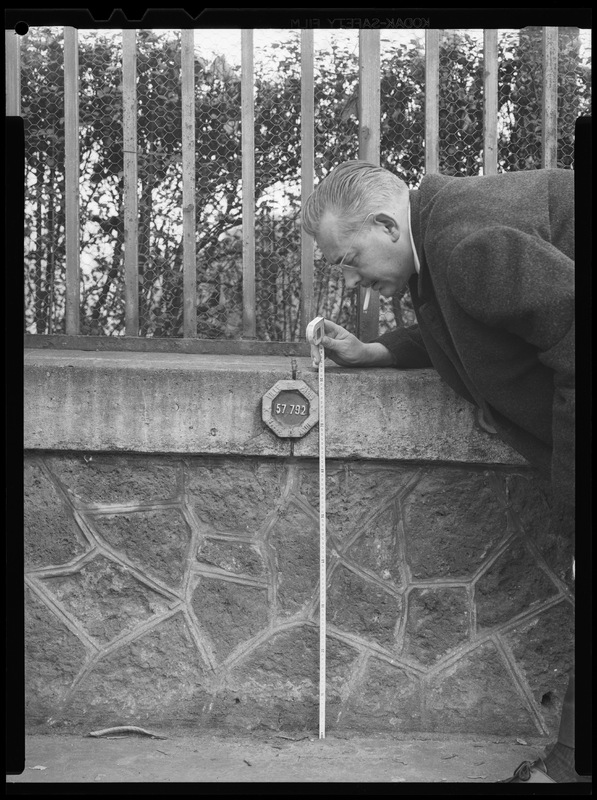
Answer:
[{"left": 22, "top": 28, "right": 590, "bottom": 339}]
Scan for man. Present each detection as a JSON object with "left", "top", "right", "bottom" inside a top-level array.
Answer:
[{"left": 302, "top": 160, "right": 578, "bottom": 783}]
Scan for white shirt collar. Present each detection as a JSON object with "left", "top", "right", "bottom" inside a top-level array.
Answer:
[{"left": 407, "top": 201, "right": 420, "bottom": 274}]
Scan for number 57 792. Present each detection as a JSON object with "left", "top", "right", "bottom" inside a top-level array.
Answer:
[{"left": 275, "top": 404, "right": 308, "bottom": 415}]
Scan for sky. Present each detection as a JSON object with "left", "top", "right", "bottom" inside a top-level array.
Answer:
[{"left": 76, "top": 27, "right": 591, "bottom": 68}]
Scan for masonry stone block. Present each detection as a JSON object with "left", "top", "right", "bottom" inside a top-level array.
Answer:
[
  {"left": 196, "top": 538, "right": 267, "bottom": 579},
  {"left": 268, "top": 503, "right": 319, "bottom": 617},
  {"left": 191, "top": 577, "right": 270, "bottom": 662},
  {"left": 425, "top": 642, "right": 538, "bottom": 734},
  {"left": 217, "top": 626, "right": 359, "bottom": 731},
  {"left": 90, "top": 509, "right": 192, "bottom": 589},
  {"left": 506, "top": 472, "right": 573, "bottom": 585},
  {"left": 43, "top": 555, "right": 172, "bottom": 646},
  {"left": 340, "top": 657, "right": 422, "bottom": 732},
  {"left": 63, "top": 614, "right": 211, "bottom": 728},
  {"left": 25, "top": 588, "right": 88, "bottom": 724},
  {"left": 403, "top": 587, "right": 470, "bottom": 666},
  {"left": 502, "top": 601, "right": 574, "bottom": 733},
  {"left": 299, "top": 462, "right": 415, "bottom": 545},
  {"left": 475, "top": 538, "right": 560, "bottom": 630},
  {"left": 46, "top": 455, "right": 180, "bottom": 505},
  {"left": 186, "top": 458, "right": 285, "bottom": 534},
  {"left": 506, "top": 472, "right": 553, "bottom": 539},
  {"left": 24, "top": 460, "right": 88, "bottom": 569},
  {"left": 346, "top": 504, "right": 404, "bottom": 589},
  {"left": 328, "top": 564, "right": 402, "bottom": 648},
  {"left": 403, "top": 468, "right": 508, "bottom": 579}
]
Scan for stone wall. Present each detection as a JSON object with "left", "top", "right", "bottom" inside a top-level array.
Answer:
[{"left": 23, "top": 350, "right": 575, "bottom": 737}]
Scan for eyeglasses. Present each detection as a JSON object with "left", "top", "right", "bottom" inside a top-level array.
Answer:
[{"left": 325, "top": 212, "right": 374, "bottom": 278}]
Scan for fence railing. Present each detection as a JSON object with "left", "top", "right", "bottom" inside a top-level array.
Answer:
[{"left": 10, "top": 26, "right": 590, "bottom": 354}]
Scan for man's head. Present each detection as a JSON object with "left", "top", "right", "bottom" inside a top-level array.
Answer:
[{"left": 302, "top": 160, "right": 415, "bottom": 298}]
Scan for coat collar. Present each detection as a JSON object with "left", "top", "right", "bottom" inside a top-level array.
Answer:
[{"left": 407, "top": 188, "right": 434, "bottom": 304}]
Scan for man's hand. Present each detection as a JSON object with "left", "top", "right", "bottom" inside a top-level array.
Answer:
[{"left": 310, "top": 319, "right": 395, "bottom": 367}]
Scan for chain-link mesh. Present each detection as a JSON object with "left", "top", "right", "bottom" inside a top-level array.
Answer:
[
  {"left": 498, "top": 29, "right": 544, "bottom": 171},
  {"left": 78, "top": 29, "right": 125, "bottom": 335},
  {"left": 20, "top": 27, "right": 590, "bottom": 341},
  {"left": 557, "top": 27, "right": 592, "bottom": 168},
  {"left": 379, "top": 30, "right": 426, "bottom": 333},
  {"left": 22, "top": 26, "right": 66, "bottom": 334},
  {"left": 194, "top": 31, "right": 242, "bottom": 339},
  {"left": 312, "top": 32, "right": 360, "bottom": 331},
  {"left": 438, "top": 31, "right": 484, "bottom": 176},
  {"left": 133, "top": 30, "right": 182, "bottom": 337},
  {"left": 254, "top": 30, "right": 302, "bottom": 341},
  {"left": 497, "top": 28, "right": 592, "bottom": 172}
]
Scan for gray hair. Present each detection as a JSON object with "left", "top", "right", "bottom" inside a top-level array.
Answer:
[{"left": 301, "top": 160, "right": 409, "bottom": 238}]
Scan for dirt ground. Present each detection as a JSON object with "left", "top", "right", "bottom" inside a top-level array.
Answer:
[{"left": 4, "top": 730, "right": 592, "bottom": 787}]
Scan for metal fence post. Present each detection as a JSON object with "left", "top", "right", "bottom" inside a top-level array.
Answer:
[
  {"left": 483, "top": 29, "right": 498, "bottom": 175},
  {"left": 123, "top": 30, "right": 139, "bottom": 336},
  {"left": 542, "top": 27, "right": 559, "bottom": 169},
  {"left": 300, "top": 30, "right": 315, "bottom": 335},
  {"left": 241, "top": 29, "right": 256, "bottom": 339},
  {"left": 181, "top": 29, "right": 197, "bottom": 338},
  {"left": 425, "top": 30, "right": 440, "bottom": 175},
  {"left": 5, "top": 30, "right": 21, "bottom": 116},
  {"left": 64, "top": 27, "right": 80, "bottom": 335}
]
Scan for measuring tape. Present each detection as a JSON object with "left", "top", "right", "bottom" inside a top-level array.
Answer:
[{"left": 306, "top": 316, "right": 327, "bottom": 740}]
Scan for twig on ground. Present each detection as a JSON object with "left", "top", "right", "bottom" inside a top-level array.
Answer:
[{"left": 87, "top": 725, "right": 168, "bottom": 740}]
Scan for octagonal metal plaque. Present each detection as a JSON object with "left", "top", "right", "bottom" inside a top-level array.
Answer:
[{"left": 262, "top": 379, "right": 319, "bottom": 438}]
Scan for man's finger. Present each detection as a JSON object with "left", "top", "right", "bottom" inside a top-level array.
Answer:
[
  {"left": 321, "top": 336, "right": 334, "bottom": 349},
  {"left": 323, "top": 319, "right": 344, "bottom": 335}
]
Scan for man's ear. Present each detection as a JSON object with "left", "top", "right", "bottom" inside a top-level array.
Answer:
[{"left": 373, "top": 212, "right": 400, "bottom": 242}]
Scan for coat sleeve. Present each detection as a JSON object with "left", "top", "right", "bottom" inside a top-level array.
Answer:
[
  {"left": 447, "top": 225, "right": 575, "bottom": 519},
  {"left": 373, "top": 324, "right": 434, "bottom": 368}
]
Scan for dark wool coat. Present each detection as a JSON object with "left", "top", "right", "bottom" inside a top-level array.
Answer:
[{"left": 375, "top": 169, "right": 575, "bottom": 533}]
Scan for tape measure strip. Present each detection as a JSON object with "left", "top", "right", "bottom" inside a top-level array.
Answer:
[
  {"left": 306, "top": 316, "right": 327, "bottom": 740},
  {"left": 318, "top": 339, "right": 326, "bottom": 740}
]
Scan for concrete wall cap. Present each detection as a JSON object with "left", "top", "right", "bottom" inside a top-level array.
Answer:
[{"left": 24, "top": 349, "right": 526, "bottom": 464}]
